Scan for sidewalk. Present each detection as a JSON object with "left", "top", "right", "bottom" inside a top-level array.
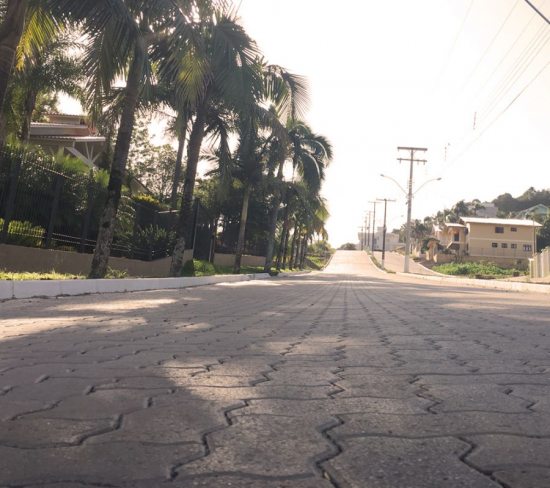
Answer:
[{"left": 373, "top": 251, "right": 437, "bottom": 276}]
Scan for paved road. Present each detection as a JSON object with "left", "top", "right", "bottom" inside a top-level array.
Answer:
[
  {"left": 373, "top": 250, "right": 437, "bottom": 275},
  {"left": 1, "top": 251, "right": 550, "bottom": 487}
]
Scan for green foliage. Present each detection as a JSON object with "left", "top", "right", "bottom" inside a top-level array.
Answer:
[
  {"left": 339, "top": 243, "right": 357, "bottom": 250},
  {"left": 494, "top": 188, "right": 550, "bottom": 215},
  {"left": 127, "top": 119, "right": 181, "bottom": 204},
  {"left": 0, "top": 270, "right": 83, "bottom": 280},
  {"left": 133, "top": 225, "right": 175, "bottom": 259},
  {"left": 537, "top": 218, "right": 550, "bottom": 250},
  {"left": 433, "top": 261, "right": 525, "bottom": 278},
  {"left": 0, "top": 218, "right": 45, "bottom": 247},
  {"left": 308, "top": 239, "right": 334, "bottom": 255},
  {"left": 104, "top": 268, "right": 129, "bottom": 279}
]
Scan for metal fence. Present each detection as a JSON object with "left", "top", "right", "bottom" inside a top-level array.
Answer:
[
  {"left": 0, "top": 148, "right": 175, "bottom": 261},
  {"left": 0, "top": 148, "right": 267, "bottom": 264}
]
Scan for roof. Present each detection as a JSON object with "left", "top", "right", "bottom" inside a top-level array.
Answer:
[
  {"left": 445, "top": 223, "right": 467, "bottom": 228},
  {"left": 460, "top": 217, "right": 542, "bottom": 227},
  {"left": 30, "top": 135, "right": 106, "bottom": 143}
]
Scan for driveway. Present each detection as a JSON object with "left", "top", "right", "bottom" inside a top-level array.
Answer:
[{"left": 1, "top": 251, "right": 549, "bottom": 487}]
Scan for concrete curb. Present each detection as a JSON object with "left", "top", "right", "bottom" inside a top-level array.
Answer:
[
  {"left": 0, "top": 273, "right": 271, "bottom": 301},
  {"left": 398, "top": 272, "right": 550, "bottom": 295}
]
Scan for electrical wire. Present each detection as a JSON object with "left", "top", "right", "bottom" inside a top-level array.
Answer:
[
  {"left": 459, "top": 0, "right": 521, "bottom": 94},
  {"left": 442, "top": 57, "right": 550, "bottom": 175}
]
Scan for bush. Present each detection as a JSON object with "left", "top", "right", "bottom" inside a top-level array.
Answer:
[
  {"left": 0, "top": 218, "right": 45, "bottom": 247},
  {"left": 132, "top": 225, "right": 175, "bottom": 260},
  {"left": 433, "top": 261, "right": 525, "bottom": 278}
]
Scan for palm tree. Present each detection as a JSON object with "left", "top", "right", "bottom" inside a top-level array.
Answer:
[
  {"left": 169, "top": 9, "right": 260, "bottom": 276},
  {"left": 11, "top": 34, "right": 82, "bottom": 141},
  {"left": 0, "top": 1, "right": 30, "bottom": 135},
  {"left": 43, "top": 0, "right": 209, "bottom": 278}
]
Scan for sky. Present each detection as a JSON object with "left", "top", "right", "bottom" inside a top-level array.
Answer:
[
  {"left": 59, "top": 1, "right": 550, "bottom": 247},
  {"left": 236, "top": 0, "right": 550, "bottom": 247}
]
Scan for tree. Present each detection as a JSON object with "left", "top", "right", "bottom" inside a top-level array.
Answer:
[
  {"left": 267, "top": 122, "right": 332, "bottom": 271},
  {"left": 0, "top": 1, "right": 30, "bottom": 137},
  {"left": 127, "top": 118, "right": 180, "bottom": 203},
  {"left": 9, "top": 34, "right": 82, "bottom": 141},
  {"left": 169, "top": 9, "right": 260, "bottom": 276},
  {"left": 537, "top": 218, "right": 550, "bottom": 251}
]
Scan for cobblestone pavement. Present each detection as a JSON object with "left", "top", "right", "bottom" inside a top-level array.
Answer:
[
  {"left": 373, "top": 251, "right": 437, "bottom": 275},
  {"left": 1, "top": 251, "right": 550, "bottom": 487}
]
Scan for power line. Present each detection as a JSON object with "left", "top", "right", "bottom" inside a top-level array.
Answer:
[
  {"left": 478, "top": 24, "right": 550, "bottom": 123},
  {"left": 459, "top": 0, "right": 521, "bottom": 94},
  {"left": 441, "top": 1, "right": 550, "bottom": 167},
  {"left": 475, "top": 0, "right": 546, "bottom": 99},
  {"left": 443, "top": 57, "right": 550, "bottom": 174},
  {"left": 433, "top": 0, "right": 476, "bottom": 92},
  {"left": 524, "top": 0, "right": 550, "bottom": 23}
]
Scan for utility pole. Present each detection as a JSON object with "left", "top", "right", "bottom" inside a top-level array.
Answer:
[
  {"left": 365, "top": 211, "right": 372, "bottom": 251},
  {"left": 376, "top": 198, "right": 396, "bottom": 269},
  {"left": 369, "top": 201, "right": 378, "bottom": 252},
  {"left": 397, "top": 147, "right": 428, "bottom": 273}
]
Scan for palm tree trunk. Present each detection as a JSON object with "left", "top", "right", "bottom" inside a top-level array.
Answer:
[
  {"left": 280, "top": 226, "right": 291, "bottom": 270},
  {"left": 289, "top": 225, "right": 299, "bottom": 269},
  {"left": 0, "top": 0, "right": 28, "bottom": 145},
  {"left": 263, "top": 161, "right": 285, "bottom": 272},
  {"left": 300, "top": 235, "right": 309, "bottom": 269},
  {"left": 89, "top": 40, "right": 146, "bottom": 279},
  {"left": 170, "top": 102, "right": 208, "bottom": 276},
  {"left": 233, "top": 184, "right": 251, "bottom": 274},
  {"left": 170, "top": 120, "right": 187, "bottom": 210},
  {"left": 276, "top": 205, "right": 289, "bottom": 269},
  {"left": 20, "top": 89, "right": 36, "bottom": 142}
]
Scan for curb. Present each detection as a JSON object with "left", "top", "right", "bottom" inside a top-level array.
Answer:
[
  {"left": 0, "top": 273, "right": 271, "bottom": 301},
  {"left": 398, "top": 272, "right": 550, "bottom": 295}
]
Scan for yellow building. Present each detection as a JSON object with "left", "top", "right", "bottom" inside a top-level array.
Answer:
[{"left": 429, "top": 217, "right": 541, "bottom": 265}]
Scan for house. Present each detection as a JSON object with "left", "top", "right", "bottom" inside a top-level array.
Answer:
[
  {"left": 515, "top": 204, "right": 550, "bottom": 220},
  {"left": 427, "top": 217, "right": 541, "bottom": 265},
  {"left": 29, "top": 114, "right": 106, "bottom": 168},
  {"left": 357, "top": 228, "right": 402, "bottom": 251}
]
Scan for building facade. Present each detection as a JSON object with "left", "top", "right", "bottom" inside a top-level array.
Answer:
[{"left": 428, "top": 217, "right": 541, "bottom": 264}]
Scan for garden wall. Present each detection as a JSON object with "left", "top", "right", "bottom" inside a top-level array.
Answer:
[
  {"left": 213, "top": 253, "right": 266, "bottom": 268},
  {"left": 0, "top": 244, "right": 193, "bottom": 277},
  {"left": 0, "top": 245, "right": 266, "bottom": 277}
]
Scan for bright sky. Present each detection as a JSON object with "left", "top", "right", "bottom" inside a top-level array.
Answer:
[
  {"left": 237, "top": 0, "right": 550, "bottom": 247},
  {"left": 60, "top": 1, "right": 550, "bottom": 248}
]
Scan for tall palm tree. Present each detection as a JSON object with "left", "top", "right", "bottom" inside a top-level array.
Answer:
[
  {"left": 44, "top": 0, "right": 208, "bottom": 278},
  {"left": 11, "top": 34, "right": 82, "bottom": 141},
  {"left": 169, "top": 9, "right": 260, "bottom": 276},
  {"left": 0, "top": 1, "right": 30, "bottom": 135},
  {"left": 267, "top": 122, "right": 332, "bottom": 271}
]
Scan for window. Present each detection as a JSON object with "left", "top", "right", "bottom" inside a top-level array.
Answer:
[
  {"left": 453, "top": 233, "right": 460, "bottom": 242},
  {"left": 524, "top": 244, "right": 532, "bottom": 252},
  {"left": 511, "top": 227, "right": 518, "bottom": 232},
  {"left": 492, "top": 243, "right": 498, "bottom": 248},
  {"left": 511, "top": 244, "right": 517, "bottom": 249},
  {"left": 501, "top": 243, "right": 508, "bottom": 249},
  {"left": 495, "top": 226, "right": 504, "bottom": 234}
]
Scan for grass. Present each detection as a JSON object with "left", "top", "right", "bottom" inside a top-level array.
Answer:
[
  {"left": 433, "top": 261, "right": 526, "bottom": 279},
  {"left": 0, "top": 271, "right": 84, "bottom": 281},
  {"left": 181, "top": 259, "right": 266, "bottom": 277}
]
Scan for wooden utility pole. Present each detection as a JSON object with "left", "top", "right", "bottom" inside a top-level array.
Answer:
[
  {"left": 368, "top": 201, "right": 379, "bottom": 251},
  {"left": 397, "top": 147, "right": 428, "bottom": 273},
  {"left": 376, "top": 198, "right": 396, "bottom": 269}
]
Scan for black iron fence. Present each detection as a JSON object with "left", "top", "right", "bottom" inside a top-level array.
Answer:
[
  {"left": 0, "top": 148, "right": 267, "bottom": 264},
  {"left": 0, "top": 148, "right": 175, "bottom": 261}
]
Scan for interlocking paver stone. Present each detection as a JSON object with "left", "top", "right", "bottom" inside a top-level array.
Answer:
[{"left": 1, "top": 251, "right": 549, "bottom": 487}]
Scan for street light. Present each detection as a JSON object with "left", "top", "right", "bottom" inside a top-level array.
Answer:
[{"left": 380, "top": 173, "right": 442, "bottom": 273}]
